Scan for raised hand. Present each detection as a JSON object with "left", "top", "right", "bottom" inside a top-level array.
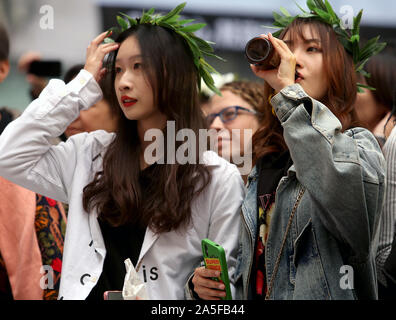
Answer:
[
  {"left": 84, "top": 31, "right": 119, "bottom": 83},
  {"left": 251, "top": 33, "right": 296, "bottom": 93}
]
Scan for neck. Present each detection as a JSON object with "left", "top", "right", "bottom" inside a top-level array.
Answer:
[{"left": 137, "top": 113, "right": 168, "bottom": 170}]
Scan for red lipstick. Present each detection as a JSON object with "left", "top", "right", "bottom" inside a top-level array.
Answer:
[{"left": 121, "top": 95, "right": 137, "bottom": 108}]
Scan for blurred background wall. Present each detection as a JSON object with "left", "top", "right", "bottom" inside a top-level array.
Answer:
[{"left": 0, "top": 0, "right": 395, "bottom": 111}]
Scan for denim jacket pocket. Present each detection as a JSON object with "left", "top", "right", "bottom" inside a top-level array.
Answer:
[
  {"left": 293, "top": 219, "right": 312, "bottom": 266},
  {"left": 292, "top": 219, "right": 331, "bottom": 299}
]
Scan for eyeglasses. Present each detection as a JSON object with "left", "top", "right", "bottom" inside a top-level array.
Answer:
[{"left": 205, "top": 106, "right": 261, "bottom": 126}]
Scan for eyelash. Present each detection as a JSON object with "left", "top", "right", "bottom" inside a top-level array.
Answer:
[
  {"left": 307, "top": 47, "right": 321, "bottom": 52},
  {"left": 115, "top": 63, "right": 142, "bottom": 74}
]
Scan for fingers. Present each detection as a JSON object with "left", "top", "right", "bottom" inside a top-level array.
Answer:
[
  {"left": 97, "top": 67, "right": 107, "bottom": 83},
  {"left": 18, "top": 51, "right": 42, "bottom": 72},
  {"left": 192, "top": 267, "right": 226, "bottom": 300},
  {"left": 195, "top": 266, "right": 220, "bottom": 278},
  {"left": 257, "top": 33, "right": 288, "bottom": 54},
  {"left": 91, "top": 31, "right": 113, "bottom": 46},
  {"left": 251, "top": 33, "right": 296, "bottom": 92},
  {"left": 268, "top": 33, "right": 294, "bottom": 60},
  {"left": 250, "top": 63, "right": 277, "bottom": 80},
  {"left": 98, "top": 42, "right": 120, "bottom": 56},
  {"left": 87, "top": 42, "right": 119, "bottom": 57},
  {"left": 257, "top": 33, "right": 294, "bottom": 62},
  {"left": 84, "top": 36, "right": 119, "bottom": 82}
]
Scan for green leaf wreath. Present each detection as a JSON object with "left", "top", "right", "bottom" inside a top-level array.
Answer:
[
  {"left": 268, "top": 0, "right": 387, "bottom": 92},
  {"left": 104, "top": 2, "right": 224, "bottom": 96}
]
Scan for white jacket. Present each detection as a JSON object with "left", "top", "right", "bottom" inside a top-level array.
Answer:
[{"left": 0, "top": 70, "right": 245, "bottom": 300}]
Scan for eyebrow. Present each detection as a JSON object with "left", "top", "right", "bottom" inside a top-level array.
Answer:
[
  {"left": 115, "top": 54, "right": 143, "bottom": 63},
  {"left": 284, "top": 38, "right": 321, "bottom": 45}
]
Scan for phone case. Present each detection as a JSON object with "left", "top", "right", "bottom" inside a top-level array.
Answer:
[
  {"left": 103, "top": 290, "right": 124, "bottom": 300},
  {"left": 201, "top": 238, "right": 232, "bottom": 300}
]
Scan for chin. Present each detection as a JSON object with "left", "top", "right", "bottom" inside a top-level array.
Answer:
[{"left": 122, "top": 110, "right": 142, "bottom": 121}]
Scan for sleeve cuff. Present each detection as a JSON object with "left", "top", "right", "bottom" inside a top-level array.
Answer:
[
  {"left": 270, "top": 84, "right": 312, "bottom": 120},
  {"left": 67, "top": 69, "right": 103, "bottom": 109},
  {"left": 271, "top": 84, "right": 308, "bottom": 105}
]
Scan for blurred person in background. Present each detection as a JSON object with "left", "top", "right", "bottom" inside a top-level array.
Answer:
[
  {"left": 0, "top": 22, "right": 66, "bottom": 300},
  {"left": 62, "top": 64, "right": 119, "bottom": 140},
  {"left": 368, "top": 53, "right": 396, "bottom": 299},
  {"left": 18, "top": 51, "right": 49, "bottom": 101},
  {"left": 202, "top": 80, "right": 265, "bottom": 182},
  {"left": 355, "top": 53, "right": 396, "bottom": 147}
]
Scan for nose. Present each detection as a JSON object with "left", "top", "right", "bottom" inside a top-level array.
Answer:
[
  {"left": 118, "top": 71, "right": 133, "bottom": 92},
  {"left": 291, "top": 47, "right": 303, "bottom": 69},
  {"left": 210, "top": 115, "right": 225, "bottom": 131}
]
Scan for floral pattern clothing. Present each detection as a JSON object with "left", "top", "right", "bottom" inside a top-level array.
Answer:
[
  {"left": 0, "top": 195, "right": 66, "bottom": 300},
  {"left": 254, "top": 151, "right": 292, "bottom": 299}
]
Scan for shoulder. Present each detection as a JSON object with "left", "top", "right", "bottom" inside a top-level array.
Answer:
[
  {"left": 345, "top": 127, "right": 383, "bottom": 153},
  {"left": 202, "top": 151, "right": 239, "bottom": 173},
  {"left": 345, "top": 127, "right": 386, "bottom": 183}
]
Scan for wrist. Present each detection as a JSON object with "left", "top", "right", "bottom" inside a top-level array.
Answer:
[{"left": 277, "top": 81, "right": 295, "bottom": 93}]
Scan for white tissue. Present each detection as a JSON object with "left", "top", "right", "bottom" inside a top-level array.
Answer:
[{"left": 122, "top": 258, "right": 148, "bottom": 300}]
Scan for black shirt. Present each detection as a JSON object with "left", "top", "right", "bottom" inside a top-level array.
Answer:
[{"left": 86, "top": 164, "right": 156, "bottom": 300}]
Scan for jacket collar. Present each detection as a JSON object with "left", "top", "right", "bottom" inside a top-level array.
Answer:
[{"left": 246, "top": 165, "right": 258, "bottom": 189}]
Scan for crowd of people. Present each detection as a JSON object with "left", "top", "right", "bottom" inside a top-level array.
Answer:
[{"left": 0, "top": 0, "right": 396, "bottom": 300}]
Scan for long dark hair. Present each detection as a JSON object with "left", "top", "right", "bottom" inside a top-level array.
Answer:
[
  {"left": 253, "top": 18, "right": 360, "bottom": 163},
  {"left": 83, "top": 24, "right": 211, "bottom": 233}
]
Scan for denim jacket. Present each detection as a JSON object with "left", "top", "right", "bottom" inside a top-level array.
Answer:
[{"left": 235, "top": 84, "right": 386, "bottom": 300}]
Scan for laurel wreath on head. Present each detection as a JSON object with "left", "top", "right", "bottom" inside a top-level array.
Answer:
[
  {"left": 104, "top": 2, "right": 224, "bottom": 96},
  {"left": 267, "top": 0, "right": 387, "bottom": 92}
]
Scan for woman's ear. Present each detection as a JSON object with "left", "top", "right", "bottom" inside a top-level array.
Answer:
[{"left": 0, "top": 60, "right": 10, "bottom": 83}]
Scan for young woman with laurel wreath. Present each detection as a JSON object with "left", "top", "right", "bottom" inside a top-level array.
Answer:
[
  {"left": 191, "top": 0, "right": 386, "bottom": 300},
  {"left": 0, "top": 4, "right": 244, "bottom": 300}
]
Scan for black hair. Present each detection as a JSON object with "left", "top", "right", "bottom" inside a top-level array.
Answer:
[{"left": 63, "top": 64, "right": 84, "bottom": 83}]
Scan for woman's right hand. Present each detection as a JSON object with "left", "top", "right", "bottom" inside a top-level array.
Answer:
[
  {"left": 84, "top": 31, "right": 119, "bottom": 83},
  {"left": 251, "top": 33, "right": 296, "bottom": 93},
  {"left": 191, "top": 266, "right": 227, "bottom": 300}
]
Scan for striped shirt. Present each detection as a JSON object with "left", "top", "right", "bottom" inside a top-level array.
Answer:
[{"left": 377, "top": 126, "right": 396, "bottom": 286}]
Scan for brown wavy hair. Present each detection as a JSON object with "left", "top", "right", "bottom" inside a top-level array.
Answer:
[
  {"left": 82, "top": 24, "right": 211, "bottom": 233},
  {"left": 253, "top": 18, "right": 360, "bottom": 163},
  {"left": 220, "top": 80, "right": 265, "bottom": 121}
]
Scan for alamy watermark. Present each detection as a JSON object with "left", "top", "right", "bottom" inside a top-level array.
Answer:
[
  {"left": 40, "top": 265, "right": 54, "bottom": 289},
  {"left": 340, "top": 5, "right": 354, "bottom": 30},
  {"left": 143, "top": 121, "right": 253, "bottom": 175},
  {"left": 339, "top": 265, "right": 354, "bottom": 290},
  {"left": 39, "top": 5, "right": 54, "bottom": 30}
]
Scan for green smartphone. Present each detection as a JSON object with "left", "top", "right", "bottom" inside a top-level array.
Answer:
[{"left": 201, "top": 238, "right": 232, "bottom": 300}]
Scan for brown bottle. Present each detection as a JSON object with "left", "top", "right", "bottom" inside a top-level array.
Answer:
[{"left": 245, "top": 37, "right": 280, "bottom": 70}]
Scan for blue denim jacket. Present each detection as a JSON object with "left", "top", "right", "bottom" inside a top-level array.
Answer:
[{"left": 235, "top": 84, "right": 386, "bottom": 300}]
